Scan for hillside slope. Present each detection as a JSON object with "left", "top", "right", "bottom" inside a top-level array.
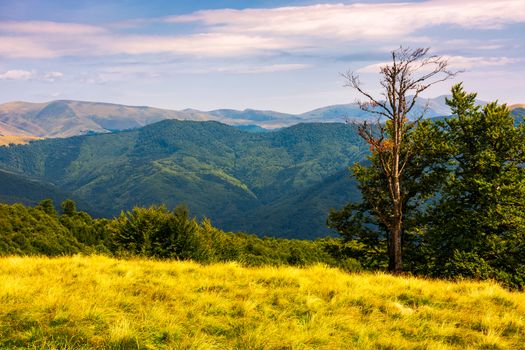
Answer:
[
  {"left": 0, "top": 96, "right": 468, "bottom": 140},
  {"left": 0, "top": 120, "right": 367, "bottom": 237},
  {"left": 0, "top": 168, "right": 93, "bottom": 212},
  {"left": 1, "top": 255, "right": 523, "bottom": 349}
]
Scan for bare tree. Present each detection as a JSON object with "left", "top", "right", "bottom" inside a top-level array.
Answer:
[{"left": 342, "top": 47, "right": 459, "bottom": 274}]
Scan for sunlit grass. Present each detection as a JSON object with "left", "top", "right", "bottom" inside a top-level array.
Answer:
[
  {"left": 0, "top": 135, "right": 41, "bottom": 146},
  {"left": 0, "top": 255, "right": 523, "bottom": 349}
]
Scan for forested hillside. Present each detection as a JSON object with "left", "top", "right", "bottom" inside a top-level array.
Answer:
[
  {"left": 0, "top": 121, "right": 367, "bottom": 238},
  {"left": 0, "top": 168, "right": 95, "bottom": 211}
]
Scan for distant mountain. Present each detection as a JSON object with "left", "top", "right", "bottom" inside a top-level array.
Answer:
[
  {"left": 0, "top": 120, "right": 368, "bottom": 238},
  {"left": 0, "top": 96, "right": 475, "bottom": 142},
  {"left": 0, "top": 100, "right": 188, "bottom": 138},
  {"left": 298, "top": 104, "right": 371, "bottom": 122}
]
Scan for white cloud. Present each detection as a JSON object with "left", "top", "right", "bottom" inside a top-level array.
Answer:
[
  {"left": 108, "top": 33, "right": 297, "bottom": 56},
  {"left": 207, "top": 63, "right": 311, "bottom": 74},
  {"left": 0, "top": 37, "right": 58, "bottom": 58},
  {"left": 0, "top": 0, "right": 523, "bottom": 59},
  {"left": 0, "top": 69, "right": 34, "bottom": 80},
  {"left": 0, "top": 69, "right": 66, "bottom": 82},
  {"left": 0, "top": 32, "right": 298, "bottom": 59},
  {"left": 356, "top": 56, "right": 522, "bottom": 73},
  {"left": 166, "top": 0, "right": 525, "bottom": 40},
  {"left": 0, "top": 21, "right": 105, "bottom": 35},
  {"left": 445, "top": 56, "right": 522, "bottom": 70},
  {"left": 44, "top": 71, "right": 64, "bottom": 82}
]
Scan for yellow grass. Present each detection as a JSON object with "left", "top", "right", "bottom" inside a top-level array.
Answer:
[
  {"left": 0, "top": 255, "right": 524, "bottom": 349},
  {"left": 0, "top": 135, "right": 41, "bottom": 146}
]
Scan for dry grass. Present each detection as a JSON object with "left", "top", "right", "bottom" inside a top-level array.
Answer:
[
  {"left": 0, "top": 135, "right": 41, "bottom": 146},
  {"left": 0, "top": 255, "right": 524, "bottom": 349},
  {"left": 510, "top": 104, "right": 525, "bottom": 110}
]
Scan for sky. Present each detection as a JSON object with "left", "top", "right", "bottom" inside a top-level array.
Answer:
[{"left": 0, "top": 0, "right": 523, "bottom": 113}]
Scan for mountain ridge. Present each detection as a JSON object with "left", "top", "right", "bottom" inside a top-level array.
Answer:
[{"left": 0, "top": 96, "right": 494, "bottom": 143}]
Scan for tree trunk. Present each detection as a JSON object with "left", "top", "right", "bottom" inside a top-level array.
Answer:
[
  {"left": 389, "top": 204, "right": 403, "bottom": 274},
  {"left": 389, "top": 134, "right": 403, "bottom": 274}
]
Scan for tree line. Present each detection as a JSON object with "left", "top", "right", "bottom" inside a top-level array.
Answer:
[{"left": 0, "top": 200, "right": 359, "bottom": 271}]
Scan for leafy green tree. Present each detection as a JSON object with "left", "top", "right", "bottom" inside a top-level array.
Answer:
[
  {"left": 109, "top": 205, "right": 171, "bottom": 256},
  {"left": 36, "top": 199, "right": 57, "bottom": 216},
  {"left": 423, "top": 84, "right": 525, "bottom": 288},
  {"left": 60, "top": 199, "right": 77, "bottom": 216},
  {"left": 164, "top": 205, "right": 210, "bottom": 261},
  {"left": 60, "top": 209, "right": 110, "bottom": 247},
  {"left": 108, "top": 204, "right": 211, "bottom": 260}
]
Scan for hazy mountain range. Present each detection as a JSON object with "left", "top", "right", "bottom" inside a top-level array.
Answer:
[
  {"left": 0, "top": 96, "right": 485, "bottom": 142},
  {"left": 0, "top": 98, "right": 522, "bottom": 238}
]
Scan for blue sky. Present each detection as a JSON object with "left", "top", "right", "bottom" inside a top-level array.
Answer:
[{"left": 0, "top": 0, "right": 523, "bottom": 113}]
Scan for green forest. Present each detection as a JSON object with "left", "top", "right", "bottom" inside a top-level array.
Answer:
[{"left": 0, "top": 121, "right": 367, "bottom": 239}]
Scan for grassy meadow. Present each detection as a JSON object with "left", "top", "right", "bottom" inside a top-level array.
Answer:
[{"left": 0, "top": 255, "right": 524, "bottom": 349}]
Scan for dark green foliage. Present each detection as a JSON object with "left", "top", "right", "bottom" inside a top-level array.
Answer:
[
  {"left": 56, "top": 199, "right": 110, "bottom": 249},
  {"left": 60, "top": 199, "right": 77, "bottom": 216},
  {"left": 0, "top": 200, "right": 358, "bottom": 270},
  {"left": 167, "top": 206, "right": 210, "bottom": 261},
  {"left": 108, "top": 205, "right": 210, "bottom": 261},
  {"left": 60, "top": 213, "right": 110, "bottom": 249},
  {"left": 109, "top": 205, "right": 172, "bottom": 256},
  {"left": 0, "top": 199, "right": 355, "bottom": 270},
  {"left": 422, "top": 84, "right": 525, "bottom": 288},
  {"left": 0, "top": 203, "right": 83, "bottom": 255},
  {"left": 0, "top": 121, "right": 367, "bottom": 238},
  {"left": 107, "top": 204, "right": 355, "bottom": 268},
  {"left": 440, "top": 250, "right": 497, "bottom": 281},
  {"left": 36, "top": 199, "right": 57, "bottom": 216}
]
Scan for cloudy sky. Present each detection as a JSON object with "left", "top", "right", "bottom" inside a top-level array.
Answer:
[{"left": 0, "top": 0, "right": 523, "bottom": 113}]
